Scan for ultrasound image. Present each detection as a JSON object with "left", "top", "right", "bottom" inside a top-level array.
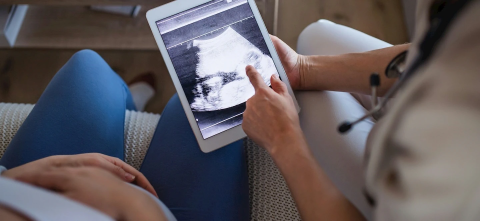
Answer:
[
  {"left": 192, "top": 27, "right": 275, "bottom": 111},
  {"left": 157, "top": 0, "right": 277, "bottom": 139}
]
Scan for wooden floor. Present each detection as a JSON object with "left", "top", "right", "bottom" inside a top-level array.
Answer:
[
  {"left": 277, "top": 0, "right": 409, "bottom": 47},
  {"left": 0, "top": 0, "right": 408, "bottom": 114}
]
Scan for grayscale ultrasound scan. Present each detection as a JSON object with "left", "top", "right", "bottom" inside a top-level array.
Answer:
[{"left": 157, "top": 0, "right": 278, "bottom": 139}]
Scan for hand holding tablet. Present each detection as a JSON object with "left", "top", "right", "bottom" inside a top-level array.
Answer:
[{"left": 147, "top": 0, "right": 299, "bottom": 152}]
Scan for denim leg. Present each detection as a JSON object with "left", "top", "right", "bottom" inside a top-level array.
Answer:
[
  {"left": 140, "top": 94, "right": 250, "bottom": 221},
  {"left": 0, "top": 50, "right": 135, "bottom": 169}
]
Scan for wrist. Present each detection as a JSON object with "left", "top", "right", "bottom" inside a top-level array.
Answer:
[
  {"left": 299, "top": 55, "right": 332, "bottom": 90},
  {"left": 297, "top": 54, "right": 309, "bottom": 90},
  {"left": 266, "top": 127, "right": 309, "bottom": 159},
  {"left": 268, "top": 133, "right": 315, "bottom": 175}
]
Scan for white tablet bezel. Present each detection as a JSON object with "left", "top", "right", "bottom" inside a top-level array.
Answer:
[{"left": 146, "top": 0, "right": 300, "bottom": 153}]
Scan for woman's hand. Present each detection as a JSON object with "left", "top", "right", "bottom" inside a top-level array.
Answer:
[
  {"left": 242, "top": 65, "right": 304, "bottom": 154},
  {"left": 243, "top": 67, "right": 365, "bottom": 221},
  {"left": 17, "top": 167, "right": 167, "bottom": 221},
  {"left": 2, "top": 153, "right": 157, "bottom": 197},
  {"left": 270, "top": 35, "right": 306, "bottom": 90}
]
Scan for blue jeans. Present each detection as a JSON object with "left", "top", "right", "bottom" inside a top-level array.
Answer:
[{"left": 0, "top": 50, "right": 249, "bottom": 221}]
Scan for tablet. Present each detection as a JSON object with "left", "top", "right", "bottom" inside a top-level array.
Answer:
[{"left": 147, "top": 0, "right": 299, "bottom": 153}]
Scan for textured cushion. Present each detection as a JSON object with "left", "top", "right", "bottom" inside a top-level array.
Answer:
[
  {"left": 0, "top": 103, "right": 300, "bottom": 220},
  {"left": 0, "top": 103, "right": 159, "bottom": 170}
]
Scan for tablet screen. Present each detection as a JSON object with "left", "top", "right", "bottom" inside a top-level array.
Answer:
[{"left": 156, "top": 0, "right": 278, "bottom": 139}]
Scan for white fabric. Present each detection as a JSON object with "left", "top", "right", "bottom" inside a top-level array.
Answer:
[
  {"left": 129, "top": 82, "right": 155, "bottom": 112},
  {"left": 365, "top": 1, "right": 480, "bottom": 220},
  {"left": 0, "top": 176, "right": 177, "bottom": 221},
  {"left": 295, "top": 19, "right": 393, "bottom": 220},
  {"left": 0, "top": 176, "right": 114, "bottom": 221}
]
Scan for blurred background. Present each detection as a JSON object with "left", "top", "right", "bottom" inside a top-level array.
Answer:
[{"left": 0, "top": 0, "right": 415, "bottom": 114}]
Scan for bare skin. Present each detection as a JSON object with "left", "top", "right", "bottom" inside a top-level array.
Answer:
[
  {"left": 243, "top": 66, "right": 365, "bottom": 221},
  {"left": 17, "top": 167, "right": 167, "bottom": 221},
  {"left": 3, "top": 153, "right": 157, "bottom": 197},
  {"left": 241, "top": 36, "right": 411, "bottom": 220},
  {"left": 0, "top": 35, "right": 409, "bottom": 220},
  {"left": 270, "top": 35, "right": 410, "bottom": 96},
  {"left": 2, "top": 154, "right": 165, "bottom": 220}
]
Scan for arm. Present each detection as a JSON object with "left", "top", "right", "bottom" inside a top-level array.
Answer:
[
  {"left": 2, "top": 153, "right": 157, "bottom": 197},
  {"left": 301, "top": 44, "right": 410, "bottom": 96},
  {"left": 271, "top": 35, "right": 410, "bottom": 96},
  {"left": 272, "top": 132, "right": 365, "bottom": 221},
  {"left": 243, "top": 66, "right": 365, "bottom": 221},
  {"left": 16, "top": 167, "right": 168, "bottom": 221}
]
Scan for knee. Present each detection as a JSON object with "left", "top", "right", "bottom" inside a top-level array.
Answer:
[
  {"left": 301, "top": 19, "right": 336, "bottom": 35},
  {"left": 68, "top": 49, "right": 109, "bottom": 71},
  {"left": 51, "top": 49, "right": 125, "bottom": 93},
  {"left": 167, "top": 94, "right": 180, "bottom": 108},
  {"left": 60, "top": 49, "right": 117, "bottom": 81},
  {"left": 71, "top": 49, "right": 102, "bottom": 62},
  {"left": 297, "top": 19, "right": 340, "bottom": 55},
  {"left": 162, "top": 94, "right": 182, "bottom": 114}
]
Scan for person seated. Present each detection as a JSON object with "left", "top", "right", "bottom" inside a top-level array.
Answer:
[{"left": 1, "top": 0, "right": 479, "bottom": 220}]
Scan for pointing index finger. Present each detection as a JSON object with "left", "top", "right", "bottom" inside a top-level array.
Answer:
[{"left": 246, "top": 65, "right": 267, "bottom": 90}]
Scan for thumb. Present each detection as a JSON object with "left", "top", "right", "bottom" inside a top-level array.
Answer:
[{"left": 271, "top": 74, "right": 288, "bottom": 95}]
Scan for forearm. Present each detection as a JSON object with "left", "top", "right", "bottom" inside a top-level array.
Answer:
[
  {"left": 268, "top": 131, "right": 365, "bottom": 221},
  {"left": 300, "top": 43, "right": 410, "bottom": 96}
]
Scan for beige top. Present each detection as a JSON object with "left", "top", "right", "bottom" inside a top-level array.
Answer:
[{"left": 366, "top": 0, "right": 480, "bottom": 220}]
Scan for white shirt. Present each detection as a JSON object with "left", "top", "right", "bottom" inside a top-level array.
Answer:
[{"left": 366, "top": 0, "right": 480, "bottom": 220}]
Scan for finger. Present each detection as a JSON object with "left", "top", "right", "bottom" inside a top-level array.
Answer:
[
  {"left": 246, "top": 65, "right": 268, "bottom": 91},
  {"left": 96, "top": 157, "right": 133, "bottom": 181},
  {"left": 59, "top": 154, "right": 138, "bottom": 187},
  {"left": 101, "top": 155, "right": 158, "bottom": 197},
  {"left": 17, "top": 169, "right": 73, "bottom": 192},
  {"left": 271, "top": 74, "right": 288, "bottom": 95},
  {"left": 78, "top": 154, "right": 134, "bottom": 182}
]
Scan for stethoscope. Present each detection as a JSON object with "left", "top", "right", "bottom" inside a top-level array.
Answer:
[{"left": 338, "top": 0, "right": 475, "bottom": 134}]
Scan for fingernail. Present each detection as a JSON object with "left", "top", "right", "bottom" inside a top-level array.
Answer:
[
  {"left": 125, "top": 173, "right": 135, "bottom": 181},
  {"left": 273, "top": 74, "right": 279, "bottom": 80}
]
